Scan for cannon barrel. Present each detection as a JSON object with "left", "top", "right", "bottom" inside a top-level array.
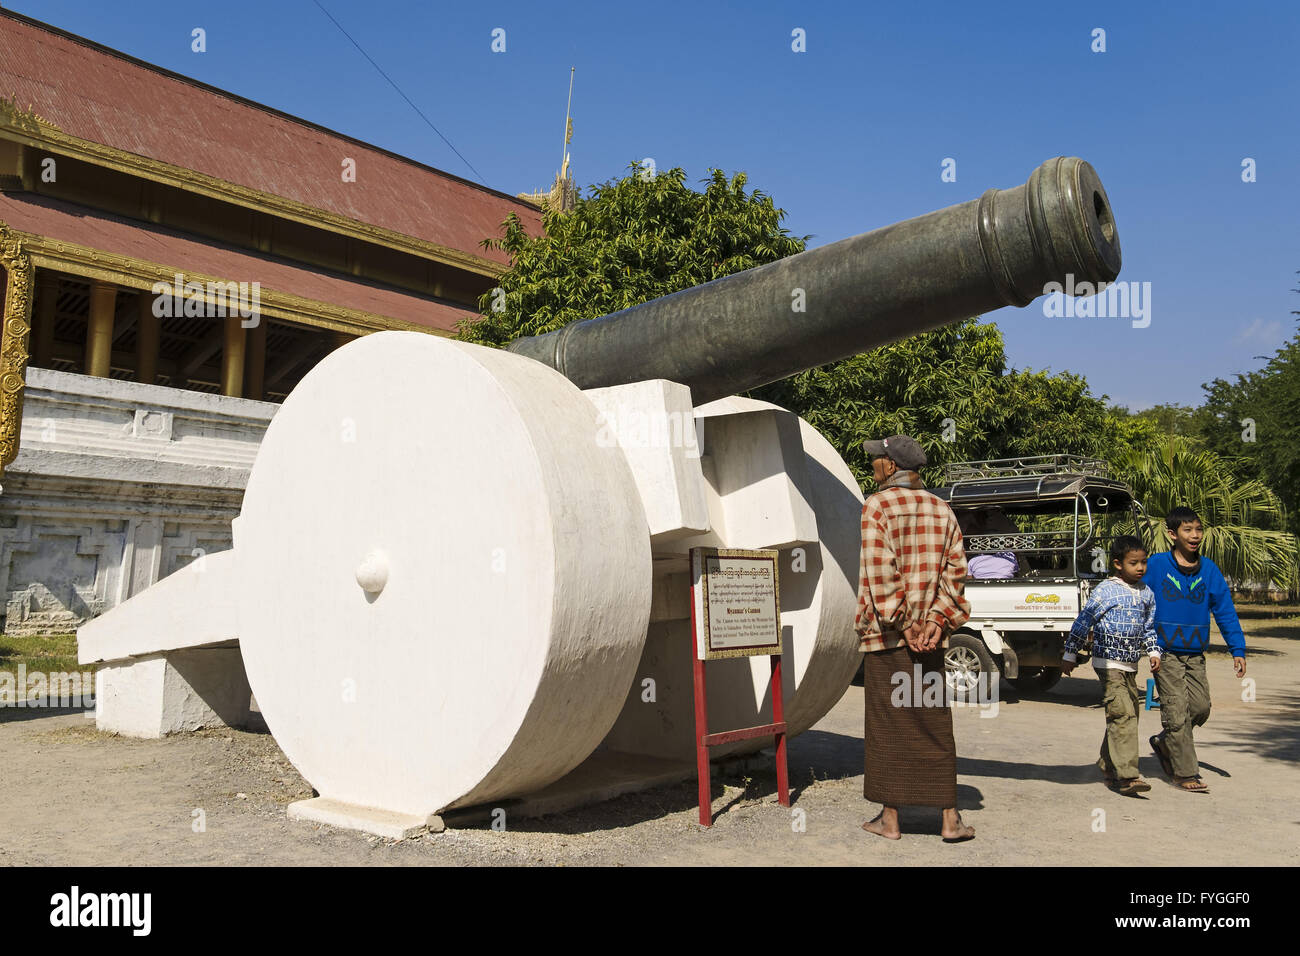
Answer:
[{"left": 508, "top": 156, "right": 1121, "bottom": 406}]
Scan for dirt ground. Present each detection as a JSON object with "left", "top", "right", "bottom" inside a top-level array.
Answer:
[{"left": 2, "top": 615, "right": 1297, "bottom": 866}]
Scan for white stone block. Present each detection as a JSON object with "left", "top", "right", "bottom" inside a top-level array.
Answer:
[
  {"left": 287, "top": 797, "right": 433, "bottom": 840},
  {"left": 94, "top": 647, "right": 252, "bottom": 737},
  {"left": 582, "top": 380, "right": 709, "bottom": 543},
  {"left": 679, "top": 401, "right": 819, "bottom": 552}
]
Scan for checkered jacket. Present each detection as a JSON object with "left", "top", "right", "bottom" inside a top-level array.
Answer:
[{"left": 854, "top": 475, "right": 971, "bottom": 653}]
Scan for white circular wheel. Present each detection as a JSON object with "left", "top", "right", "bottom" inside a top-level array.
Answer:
[{"left": 236, "top": 332, "right": 652, "bottom": 815}]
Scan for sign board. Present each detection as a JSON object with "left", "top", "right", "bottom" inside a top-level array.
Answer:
[
  {"left": 688, "top": 546, "right": 791, "bottom": 826},
  {"left": 690, "top": 547, "right": 782, "bottom": 660}
]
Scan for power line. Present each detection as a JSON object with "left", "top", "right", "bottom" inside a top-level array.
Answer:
[{"left": 310, "top": 0, "right": 488, "bottom": 185}]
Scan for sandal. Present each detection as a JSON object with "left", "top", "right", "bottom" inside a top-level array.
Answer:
[
  {"left": 1150, "top": 734, "right": 1174, "bottom": 777},
  {"left": 1175, "top": 776, "right": 1209, "bottom": 793},
  {"left": 1116, "top": 777, "right": 1152, "bottom": 796}
]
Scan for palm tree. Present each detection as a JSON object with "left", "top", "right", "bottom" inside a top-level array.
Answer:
[{"left": 1113, "top": 436, "right": 1299, "bottom": 593}]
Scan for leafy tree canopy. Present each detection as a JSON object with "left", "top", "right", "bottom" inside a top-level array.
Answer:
[
  {"left": 459, "top": 164, "right": 807, "bottom": 347},
  {"left": 753, "top": 328, "right": 1144, "bottom": 487},
  {"left": 1116, "top": 437, "right": 1298, "bottom": 591},
  {"left": 1194, "top": 306, "right": 1300, "bottom": 533}
]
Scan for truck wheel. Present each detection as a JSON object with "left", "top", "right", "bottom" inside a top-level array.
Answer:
[
  {"left": 1011, "top": 666, "right": 1063, "bottom": 694},
  {"left": 944, "top": 634, "right": 994, "bottom": 697},
  {"left": 1010, "top": 667, "right": 1041, "bottom": 692},
  {"left": 1036, "top": 667, "right": 1063, "bottom": 691}
]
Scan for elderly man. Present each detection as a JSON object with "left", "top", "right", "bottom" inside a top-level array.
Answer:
[{"left": 855, "top": 434, "right": 975, "bottom": 842}]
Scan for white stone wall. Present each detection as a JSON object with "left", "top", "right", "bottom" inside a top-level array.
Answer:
[{"left": 0, "top": 368, "right": 276, "bottom": 634}]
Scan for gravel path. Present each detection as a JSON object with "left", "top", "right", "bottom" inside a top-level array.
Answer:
[{"left": 2, "top": 626, "right": 1296, "bottom": 866}]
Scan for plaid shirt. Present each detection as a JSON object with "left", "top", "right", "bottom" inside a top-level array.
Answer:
[{"left": 855, "top": 472, "right": 971, "bottom": 653}]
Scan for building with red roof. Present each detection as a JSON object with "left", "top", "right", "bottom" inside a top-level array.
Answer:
[{"left": 0, "top": 9, "right": 544, "bottom": 632}]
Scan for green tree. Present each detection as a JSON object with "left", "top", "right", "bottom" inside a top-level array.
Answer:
[
  {"left": 754, "top": 329, "right": 1141, "bottom": 487},
  {"left": 459, "top": 164, "right": 807, "bottom": 347},
  {"left": 1111, "top": 403, "right": 1200, "bottom": 438},
  {"left": 1113, "top": 436, "right": 1298, "bottom": 591},
  {"left": 1195, "top": 311, "right": 1300, "bottom": 533}
]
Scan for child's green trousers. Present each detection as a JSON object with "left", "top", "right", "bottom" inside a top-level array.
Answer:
[{"left": 1096, "top": 667, "right": 1142, "bottom": 780}]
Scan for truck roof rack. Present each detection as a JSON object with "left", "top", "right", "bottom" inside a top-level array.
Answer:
[{"left": 941, "top": 455, "right": 1111, "bottom": 482}]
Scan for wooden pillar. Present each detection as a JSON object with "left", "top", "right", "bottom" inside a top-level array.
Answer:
[
  {"left": 32, "top": 271, "right": 58, "bottom": 368},
  {"left": 85, "top": 280, "right": 117, "bottom": 377},
  {"left": 136, "top": 291, "right": 160, "bottom": 385},
  {"left": 221, "top": 314, "right": 246, "bottom": 397},
  {"left": 244, "top": 317, "right": 267, "bottom": 401}
]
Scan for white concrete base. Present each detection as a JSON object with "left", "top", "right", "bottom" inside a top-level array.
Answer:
[
  {"left": 2, "top": 366, "right": 275, "bottom": 635},
  {"left": 287, "top": 797, "right": 438, "bottom": 840},
  {"left": 94, "top": 646, "right": 252, "bottom": 737}
]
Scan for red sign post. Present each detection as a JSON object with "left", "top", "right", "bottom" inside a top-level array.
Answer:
[{"left": 689, "top": 547, "right": 791, "bottom": 827}]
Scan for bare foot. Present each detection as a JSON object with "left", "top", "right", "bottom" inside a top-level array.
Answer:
[
  {"left": 862, "top": 812, "right": 901, "bottom": 840},
  {"left": 941, "top": 809, "right": 975, "bottom": 842}
]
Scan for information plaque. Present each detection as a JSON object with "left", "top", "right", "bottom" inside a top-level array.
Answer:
[
  {"left": 690, "top": 547, "right": 782, "bottom": 660},
  {"left": 688, "top": 546, "right": 790, "bottom": 826}
]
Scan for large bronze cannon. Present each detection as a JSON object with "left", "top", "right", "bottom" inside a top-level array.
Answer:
[
  {"left": 510, "top": 156, "right": 1119, "bottom": 404},
  {"left": 81, "top": 158, "right": 1119, "bottom": 836}
]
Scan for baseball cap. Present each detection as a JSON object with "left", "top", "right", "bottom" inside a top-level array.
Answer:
[{"left": 862, "top": 434, "right": 927, "bottom": 470}]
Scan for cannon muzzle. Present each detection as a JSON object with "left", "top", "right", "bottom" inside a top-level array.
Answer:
[{"left": 508, "top": 156, "right": 1121, "bottom": 405}]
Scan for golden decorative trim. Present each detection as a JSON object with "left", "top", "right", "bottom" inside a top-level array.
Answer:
[
  {"left": 0, "top": 221, "right": 34, "bottom": 476},
  {"left": 13, "top": 229, "right": 462, "bottom": 339},
  {"left": 0, "top": 116, "right": 510, "bottom": 280},
  {"left": 0, "top": 95, "right": 61, "bottom": 136}
]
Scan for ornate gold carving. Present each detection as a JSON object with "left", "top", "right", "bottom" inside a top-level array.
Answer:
[
  {"left": 0, "top": 95, "right": 60, "bottom": 135},
  {"left": 0, "top": 112, "right": 512, "bottom": 279},
  {"left": 0, "top": 222, "right": 34, "bottom": 476}
]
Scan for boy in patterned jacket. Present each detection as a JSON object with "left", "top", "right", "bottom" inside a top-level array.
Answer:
[{"left": 1062, "top": 536, "right": 1161, "bottom": 796}]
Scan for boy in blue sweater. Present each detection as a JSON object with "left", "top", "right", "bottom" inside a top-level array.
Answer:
[
  {"left": 1062, "top": 536, "right": 1161, "bottom": 796},
  {"left": 1144, "top": 507, "right": 1247, "bottom": 793}
]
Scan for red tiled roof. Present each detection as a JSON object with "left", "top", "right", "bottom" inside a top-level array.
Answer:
[
  {"left": 0, "top": 191, "right": 477, "bottom": 333},
  {"left": 0, "top": 11, "right": 542, "bottom": 267}
]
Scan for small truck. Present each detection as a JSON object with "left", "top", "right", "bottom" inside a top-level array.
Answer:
[{"left": 929, "top": 455, "right": 1148, "bottom": 694}]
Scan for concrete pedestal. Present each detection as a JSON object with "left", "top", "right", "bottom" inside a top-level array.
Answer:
[{"left": 94, "top": 645, "right": 252, "bottom": 737}]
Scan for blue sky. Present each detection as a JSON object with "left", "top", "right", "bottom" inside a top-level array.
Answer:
[{"left": 11, "top": 0, "right": 1298, "bottom": 409}]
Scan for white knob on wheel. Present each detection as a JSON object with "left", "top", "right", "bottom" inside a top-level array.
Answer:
[{"left": 354, "top": 550, "right": 389, "bottom": 595}]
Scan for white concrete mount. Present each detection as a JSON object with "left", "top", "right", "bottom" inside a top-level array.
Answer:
[
  {"left": 78, "top": 547, "right": 253, "bottom": 737},
  {"left": 93, "top": 646, "right": 253, "bottom": 738},
  {"left": 70, "top": 334, "right": 866, "bottom": 834}
]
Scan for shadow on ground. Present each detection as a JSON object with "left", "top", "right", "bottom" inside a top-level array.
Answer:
[
  {"left": 1205, "top": 690, "right": 1300, "bottom": 765},
  {"left": 0, "top": 703, "right": 95, "bottom": 724}
]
